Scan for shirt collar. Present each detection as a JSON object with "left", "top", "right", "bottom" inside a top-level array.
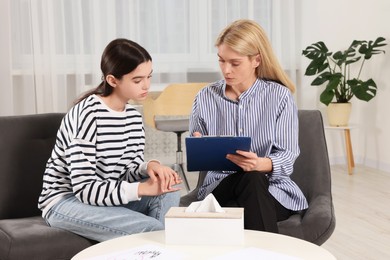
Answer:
[{"left": 222, "top": 78, "right": 261, "bottom": 102}]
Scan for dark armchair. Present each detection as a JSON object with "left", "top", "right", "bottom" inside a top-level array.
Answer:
[
  {"left": 180, "top": 110, "right": 336, "bottom": 245},
  {"left": 0, "top": 113, "right": 95, "bottom": 260}
]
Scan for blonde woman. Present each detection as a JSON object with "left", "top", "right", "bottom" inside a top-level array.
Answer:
[{"left": 189, "top": 19, "right": 308, "bottom": 233}]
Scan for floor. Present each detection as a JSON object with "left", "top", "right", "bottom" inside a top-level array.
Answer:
[
  {"left": 321, "top": 165, "right": 390, "bottom": 260},
  {"left": 176, "top": 163, "right": 390, "bottom": 260}
]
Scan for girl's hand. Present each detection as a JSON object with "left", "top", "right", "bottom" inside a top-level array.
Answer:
[
  {"left": 138, "top": 177, "right": 179, "bottom": 196},
  {"left": 226, "top": 150, "right": 272, "bottom": 172},
  {"left": 146, "top": 161, "right": 182, "bottom": 192}
]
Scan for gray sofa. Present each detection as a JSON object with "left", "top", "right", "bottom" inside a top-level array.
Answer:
[
  {"left": 0, "top": 113, "right": 95, "bottom": 260},
  {"left": 180, "top": 110, "right": 336, "bottom": 245}
]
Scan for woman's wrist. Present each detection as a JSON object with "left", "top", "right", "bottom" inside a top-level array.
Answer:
[{"left": 257, "top": 157, "right": 273, "bottom": 172}]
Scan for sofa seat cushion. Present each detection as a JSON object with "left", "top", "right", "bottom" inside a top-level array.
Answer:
[{"left": 0, "top": 216, "right": 95, "bottom": 260}]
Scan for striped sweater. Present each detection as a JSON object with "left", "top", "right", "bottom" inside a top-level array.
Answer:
[
  {"left": 38, "top": 94, "right": 149, "bottom": 217},
  {"left": 189, "top": 79, "right": 308, "bottom": 211}
]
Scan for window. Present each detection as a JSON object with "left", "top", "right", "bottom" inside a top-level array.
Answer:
[{"left": 3, "top": 0, "right": 297, "bottom": 115}]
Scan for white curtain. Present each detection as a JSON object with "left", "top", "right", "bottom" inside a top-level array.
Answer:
[{"left": 0, "top": 0, "right": 297, "bottom": 116}]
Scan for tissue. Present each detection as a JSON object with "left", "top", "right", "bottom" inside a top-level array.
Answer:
[{"left": 185, "top": 194, "right": 225, "bottom": 213}]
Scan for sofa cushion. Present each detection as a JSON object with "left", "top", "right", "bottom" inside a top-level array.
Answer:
[{"left": 0, "top": 216, "right": 94, "bottom": 260}]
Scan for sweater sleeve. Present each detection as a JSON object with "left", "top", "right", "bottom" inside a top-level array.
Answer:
[{"left": 66, "top": 138, "right": 141, "bottom": 206}]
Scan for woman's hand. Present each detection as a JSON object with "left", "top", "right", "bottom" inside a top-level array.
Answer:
[
  {"left": 193, "top": 131, "right": 202, "bottom": 137},
  {"left": 226, "top": 150, "right": 272, "bottom": 172},
  {"left": 140, "top": 161, "right": 182, "bottom": 196}
]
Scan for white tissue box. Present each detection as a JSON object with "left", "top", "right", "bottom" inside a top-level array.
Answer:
[{"left": 165, "top": 207, "right": 244, "bottom": 245}]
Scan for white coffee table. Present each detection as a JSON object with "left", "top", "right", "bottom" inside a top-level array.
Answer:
[{"left": 72, "top": 230, "right": 336, "bottom": 260}]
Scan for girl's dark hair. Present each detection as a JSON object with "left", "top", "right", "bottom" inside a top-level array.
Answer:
[{"left": 76, "top": 38, "right": 152, "bottom": 103}]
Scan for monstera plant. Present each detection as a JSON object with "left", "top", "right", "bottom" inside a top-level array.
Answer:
[
  {"left": 302, "top": 37, "right": 387, "bottom": 126},
  {"left": 302, "top": 37, "right": 387, "bottom": 105}
]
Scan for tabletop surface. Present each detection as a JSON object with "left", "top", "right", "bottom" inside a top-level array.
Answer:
[{"left": 72, "top": 230, "right": 336, "bottom": 260}]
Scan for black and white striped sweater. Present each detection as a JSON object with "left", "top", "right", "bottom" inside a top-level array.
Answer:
[{"left": 38, "top": 94, "right": 149, "bottom": 217}]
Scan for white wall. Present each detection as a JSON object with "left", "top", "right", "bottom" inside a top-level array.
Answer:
[
  {"left": 298, "top": 0, "right": 390, "bottom": 172},
  {"left": 297, "top": 0, "right": 390, "bottom": 172}
]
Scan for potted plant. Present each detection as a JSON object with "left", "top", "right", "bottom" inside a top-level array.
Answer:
[{"left": 302, "top": 37, "right": 387, "bottom": 126}]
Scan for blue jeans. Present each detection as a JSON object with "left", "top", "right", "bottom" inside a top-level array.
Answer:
[{"left": 45, "top": 191, "right": 180, "bottom": 242}]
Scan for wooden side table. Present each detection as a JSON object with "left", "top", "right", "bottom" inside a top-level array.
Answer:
[{"left": 325, "top": 126, "right": 355, "bottom": 175}]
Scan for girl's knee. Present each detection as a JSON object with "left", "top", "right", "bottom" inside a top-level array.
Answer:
[
  {"left": 162, "top": 191, "right": 181, "bottom": 205},
  {"left": 148, "top": 220, "right": 164, "bottom": 231}
]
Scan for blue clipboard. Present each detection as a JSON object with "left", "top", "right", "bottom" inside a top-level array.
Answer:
[{"left": 185, "top": 136, "right": 251, "bottom": 172}]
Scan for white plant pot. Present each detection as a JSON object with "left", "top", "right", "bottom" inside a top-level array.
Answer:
[{"left": 327, "top": 102, "right": 351, "bottom": 126}]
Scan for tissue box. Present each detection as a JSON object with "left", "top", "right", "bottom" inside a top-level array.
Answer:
[{"left": 165, "top": 207, "right": 244, "bottom": 245}]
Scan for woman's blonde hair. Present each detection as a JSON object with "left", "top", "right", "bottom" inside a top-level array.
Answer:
[{"left": 215, "top": 19, "right": 295, "bottom": 93}]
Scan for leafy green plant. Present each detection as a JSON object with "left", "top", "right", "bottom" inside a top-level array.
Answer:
[{"left": 302, "top": 37, "right": 387, "bottom": 106}]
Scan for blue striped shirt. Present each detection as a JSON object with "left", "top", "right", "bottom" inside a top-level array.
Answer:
[
  {"left": 38, "top": 94, "right": 149, "bottom": 217},
  {"left": 189, "top": 79, "right": 308, "bottom": 211}
]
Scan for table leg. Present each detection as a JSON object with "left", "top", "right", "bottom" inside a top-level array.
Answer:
[{"left": 344, "top": 129, "right": 355, "bottom": 175}]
